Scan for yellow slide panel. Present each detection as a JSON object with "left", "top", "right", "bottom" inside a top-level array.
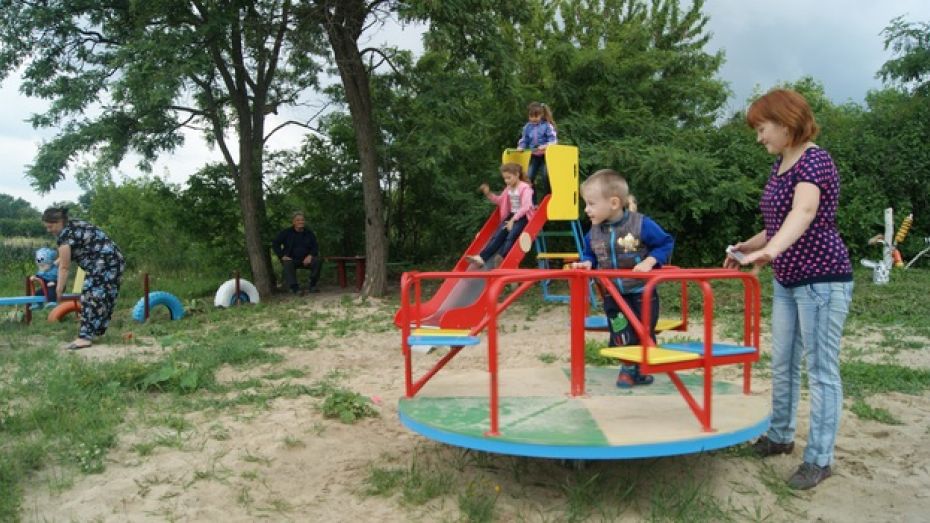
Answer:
[{"left": 544, "top": 145, "right": 579, "bottom": 220}]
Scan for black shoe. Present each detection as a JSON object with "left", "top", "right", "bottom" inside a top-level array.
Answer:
[
  {"left": 289, "top": 286, "right": 299, "bottom": 295},
  {"left": 751, "top": 436, "right": 794, "bottom": 457},
  {"left": 308, "top": 286, "right": 320, "bottom": 294},
  {"left": 787, "top": 462, "right": 831, "bottom": 490}
]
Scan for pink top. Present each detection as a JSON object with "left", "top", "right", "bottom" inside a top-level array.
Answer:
[{"left": 486, "top": 181, "right": 535, "bottom": 222}]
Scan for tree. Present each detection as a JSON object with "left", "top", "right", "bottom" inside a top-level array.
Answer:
[
  {"left": 295, "top": 0, "right": 391, "bottom": 296},
  {"left": 0, "top": 193, "right": 43, "bottom": 236},
  {"left": 0, "top": 194, "right": 38, "bottom": 220},
  {"left": 879, "top": 17, "right": 930, "bottom": 96},
  {"left": 0, "top": 0, "right": 326, "bottom": 296}
]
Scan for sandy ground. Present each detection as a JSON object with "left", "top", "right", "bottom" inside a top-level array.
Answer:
[{"left": 20, "top": 290, "right": 930, "bottom": 522}]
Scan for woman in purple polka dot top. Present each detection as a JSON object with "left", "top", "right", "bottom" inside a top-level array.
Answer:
[{"left": 724, "top": 89, "right": 854, "bottom": 491}]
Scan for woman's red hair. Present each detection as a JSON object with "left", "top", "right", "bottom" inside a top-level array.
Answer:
[{"left": 746, "top": 89, "right": 819, "bottom": 146}]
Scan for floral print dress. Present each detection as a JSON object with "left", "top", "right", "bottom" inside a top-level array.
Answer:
[{"left": 57, "top": 220, "right": 126, "bottom": 340}]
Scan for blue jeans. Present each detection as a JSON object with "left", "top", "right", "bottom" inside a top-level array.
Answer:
[
  {"left": 479, "top": 214, "right": 528, "bottom": 262},
  {"left": 768, "top": 280, "right": 853, "bottom": 467},
  {"left": 527, "top": 155, "right": 548, "bottom": 204}
]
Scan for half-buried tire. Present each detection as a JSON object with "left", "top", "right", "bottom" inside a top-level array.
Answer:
[
  {"left": 48, "top": 301, "right": 80, "bottom": 322},
  {"left": 214, "top": 278, "right": 260, "bottom": 308},
  {"left": 132, "top": 291, "right": 185, "bottom": 322}
]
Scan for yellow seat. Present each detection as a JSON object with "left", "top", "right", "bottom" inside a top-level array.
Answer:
[
  {"left": 599, "top": 345, "right": 700, "bottom": 365},
  {"left": 655, "top": 318, "right": 683, "bottom": 332},
  {"left": 536, "top": 252, "right": 580, "bottom": 260},
  {"left": 72, "top": 268, "right": 85, "bottom": 292}
]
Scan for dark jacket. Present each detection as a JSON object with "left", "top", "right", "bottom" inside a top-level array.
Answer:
[{"left": 272, "top": 227, "right": 319, "bottom": 261}]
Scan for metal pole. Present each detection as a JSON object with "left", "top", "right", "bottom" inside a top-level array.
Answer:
[
  {"left": 144, "top": 273, "right": 150, "bottom": 320},
  {"left": 234, "top": 271, "right": 241, "bottom": 306}
]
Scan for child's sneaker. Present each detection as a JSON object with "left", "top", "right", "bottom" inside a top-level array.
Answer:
[
  {"left": 616, "top": 369, "right": 654, "bottom": 389},
  {"left": 466, "top": 255, "right": 485, "bottom": 267}
]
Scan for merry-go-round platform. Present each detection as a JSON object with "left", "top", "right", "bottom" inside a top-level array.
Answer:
[{"left": 398, "top": 366, "right": 770, "bottom": 460}]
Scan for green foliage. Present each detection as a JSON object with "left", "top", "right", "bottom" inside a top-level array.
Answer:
[
  {"left": 82, "top": 175, "right": 191, "bottom": 272},
  {"left": 584, "top": 337, "right": 616, "bottom": 367},
  {"left": 176, "top": 164, "right": 247, "bottom": 267},
  {"left": 878, "top": 17, "right": 930, "bottom": 96},
  {"left": 319, "top": 388, "right": 379, "bottom": 423}
]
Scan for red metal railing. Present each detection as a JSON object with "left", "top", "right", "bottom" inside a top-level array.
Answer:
[{"left": 399, "top": 267, "right": 761, "bottom": 434}]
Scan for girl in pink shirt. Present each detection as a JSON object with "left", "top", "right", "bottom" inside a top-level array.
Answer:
[{"left": 467, "top": 163, "right": 535, "bottom": 268}]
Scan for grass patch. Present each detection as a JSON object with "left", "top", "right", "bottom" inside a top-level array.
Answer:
[
  {"left": 841, "top": 361, "right": 930, "bottom": 397},
  {"left": 457, "top": 481, "right": 499, "bottom": 523},
  {"left": 850, "top": 398, "right": 902, "bottom": 425},
  {"left": 757, "top": 462, "right": 799, "bottom": 510},
  {"left": 584, "top": 338, "right": 615, "bottom": 366},
  {"left": 538, "top": 352, "right": 558, "bottom": 364}
]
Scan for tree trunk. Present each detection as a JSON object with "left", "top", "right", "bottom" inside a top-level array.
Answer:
[
  {"left": 325, "top": 17, "right": 388, "bottom": 297},
  {"left": 235, "top": 124, "right": 275, "bottom": 297}
]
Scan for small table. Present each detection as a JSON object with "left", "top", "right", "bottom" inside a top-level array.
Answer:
[{"left": 325, "top": 256, "right": 366, "bottom": 291}]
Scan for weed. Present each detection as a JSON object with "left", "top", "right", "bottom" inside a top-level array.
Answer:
[
  {"left": 283, "top": 435, "right": 305, "bottom": 448},
  {"left": 400, "top": 460, "right": 454, "bottom": 505},
  {"left": 538, "top": 352, "right": 558, "bottom": 364},
  {"left": 240, "top": 470, "right": 260, "bottom": 481},
  {"left": 209, "top": 424, "right": 230, "bottom": 441},
  {"left": 236, "top": 486, "right": 253, "bottom": 507},
  {"left": 756, "top": 462, "right": 799, "bottom": 510},
  {"left": 319, "top": 388, "right": 379, "bottom": 423},
  {"left": 560, "top": 472, "right": 601, "bottom": 522},
  {"left": 850, "top": 398, "right": 902, "bottom": 425},
  {"left": 158, "top": 414, "right": 191, "bottom": 432},
  {"left": 648, "top": 472, "right": 734, "bottom": 522},
  {"left": 584, "top": 338, "right": 615, "bottom": 367},
  {"left": 133, "top": 442, "right": 157, "bottom": 456},
  {"left": 457, "top": 481, "right": 499, "bottom": 523},
  {"left": 258, "top": 497, "right": 294, "bottom": 515},
  {"left": 241, "top": 448, "right": 273, "bottom": 466},
  {"left": 152, "top": 431, "right": 187, "bottom": 451},
  {"left": 364, "top": 466, "right": 405, "bottom": 496},
  {"left": 263, "top": 368, "right": 306, "bottom": 380}
]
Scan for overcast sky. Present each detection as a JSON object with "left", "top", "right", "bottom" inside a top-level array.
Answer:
[{"left": 2, "top": 0, "right": 929, "bottom": 212}]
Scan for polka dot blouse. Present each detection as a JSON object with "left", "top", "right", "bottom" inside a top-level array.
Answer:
[{"left": 759, "top": 147, "right": 852, "bottom": 287}]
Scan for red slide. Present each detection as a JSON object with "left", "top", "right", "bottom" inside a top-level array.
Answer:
[{"left": 395, "top": 196, "right": 551, "bottom": 329}]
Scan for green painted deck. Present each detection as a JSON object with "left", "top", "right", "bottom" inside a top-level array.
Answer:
[{"left": 398, "top": 367, "right": 769, "bottom": 456}]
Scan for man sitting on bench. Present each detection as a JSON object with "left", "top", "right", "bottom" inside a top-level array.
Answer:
[{"left": 272, "top": 211, "right": 322, "bottom": 295}]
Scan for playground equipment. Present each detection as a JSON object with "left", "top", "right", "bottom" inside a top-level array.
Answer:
[
  {"left": 392, "top": 145, "right": 580, "bottom": 329},
  {"left": 214, "top": 272, "right": 260, "bottom": 307},
  {"left": 861, "top": 208, "right": 924, "bottom": 283},
  {"left": 129, "top": 273, "right": 185, "bottom": 322},
  {"left": 396, "top": 267, "right": 766, "bottom": 459},
  {"left": 503, "top": 146, "right": 594, "bottom": 303},
  {"left": 48, "top": 301, "right": 80, "bottom": 322},
  {"left": 0, "top": 269, "right": 84, "bottom": 325},
  {"left": 6, "top": 270, "right": 186, "bottom": 325}
]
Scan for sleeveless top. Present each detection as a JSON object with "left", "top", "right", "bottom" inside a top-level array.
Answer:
[{"left": 589, "top": 212, "right": 651, "bottom": 293}]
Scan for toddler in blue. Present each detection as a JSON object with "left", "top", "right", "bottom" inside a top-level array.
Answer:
[{"left": 31, "top": 247, "right": 59, "bottom": 308}]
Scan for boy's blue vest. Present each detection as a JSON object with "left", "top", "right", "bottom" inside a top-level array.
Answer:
[{"left": 589, "top": 211, "right": 650, "bottom": 294}]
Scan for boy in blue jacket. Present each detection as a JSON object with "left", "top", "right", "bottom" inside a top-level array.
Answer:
[{"left": 572, "top": 169, "right": 675, "bottom": 388}]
